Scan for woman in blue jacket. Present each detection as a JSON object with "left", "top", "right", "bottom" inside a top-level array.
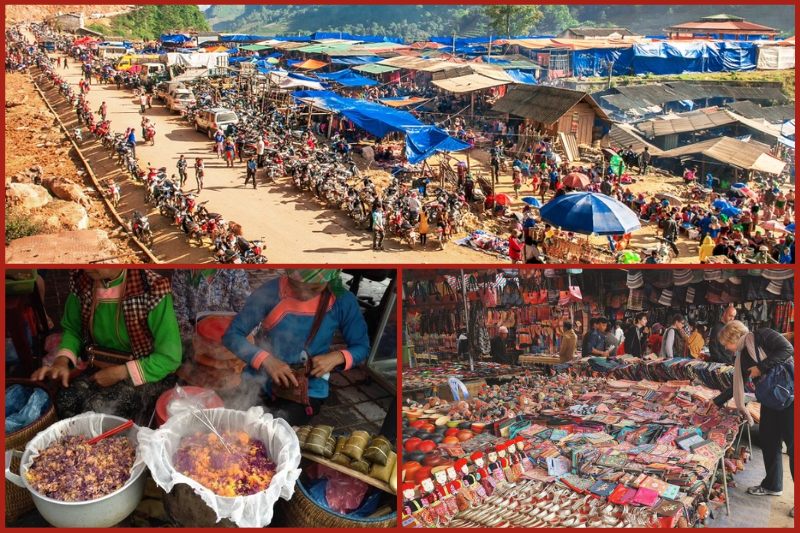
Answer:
[{"left": 223, "top": 269, "right": 370, "bottom": 425}]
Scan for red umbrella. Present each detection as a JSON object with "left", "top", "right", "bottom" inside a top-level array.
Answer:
[
  {"left": 494, "top": 193, "right": 513, "bottom": 206},
  {"left": 563, "top": 172, "right": 591, "bottom": 189}
]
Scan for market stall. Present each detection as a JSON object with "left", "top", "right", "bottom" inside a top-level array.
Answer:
[
  {"left": 401, "top": 267, "right": 794, "bottom": 528},
  {"left": 5, "top": 269, "right": 398, "bottom": 528}
]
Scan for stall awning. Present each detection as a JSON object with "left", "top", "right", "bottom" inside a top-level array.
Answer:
[
  {"left": 354, "top": 63, "right": 399, "bottom": 75},
  {"left": 295, "top": 59, "right": 328, "bottom": 70},
  {"left": 240, "top": 44, "right": 270, "bottom": 52},
  {"left": 432, "top": 74, "right": 509, "bottom": 93},
  {"left": 317, "top": 69, "right": 378, "bottom": 87},
  {"left": 292, "top": 90, "right": 468, "bottom": 162},
  {"left": 379, "top": 96, "right": 430, "bottom": 108}
]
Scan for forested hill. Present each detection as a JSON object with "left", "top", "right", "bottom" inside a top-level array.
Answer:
[{"left": 204, "top": 4, "right": 794, "bottom": 42}]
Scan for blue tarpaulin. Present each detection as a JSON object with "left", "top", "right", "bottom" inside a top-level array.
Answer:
[
  {"left": 220, "top": 34, "right": 269, "bottom": 43},
  {"left": 505, "top": 69, "right": 537, "bottom": 84},
  {"left": 292, "top": 90, "right": 468, "bottom": 161},
  {"left": 160, "top": 34, "right": 191, "bottom": 44},
  {"left": 405, "top": 126, "right": 470, "bottom": 164},
  {"left": 570, "top": 41, "right": 757, "bottom": 77},
  {"left": 317, "top": 69, "right": 378, "bottom": 87},
  {"left": 331, "top": 56, "right": 382, "bottom": 65},
  {"left": 286, "top": 59, "right": 302, "bottom": 67}
]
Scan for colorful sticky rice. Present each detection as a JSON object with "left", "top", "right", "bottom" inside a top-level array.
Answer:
[
  {"left": 174, "top": 431, "right": 276, "bottom": 497},
  {"left": 25, "top": 435, "right": 135, "bottom": 502}
]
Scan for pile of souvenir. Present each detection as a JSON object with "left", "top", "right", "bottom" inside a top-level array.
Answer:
[
  {"left": 402, "top": 362, "right": 518, "bottom": 392},
  {"left": 554, "top": 356, "right": 736, "bottom": 391},
  {"left": 401, "top": 373, "right": 747, "bottom": 528}
]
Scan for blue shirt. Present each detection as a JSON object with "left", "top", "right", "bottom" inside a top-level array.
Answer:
[
  {"left": 126, "top": 131, "right": 136, "bottom": 145},
  {"left": 588, "top": 330, "right": 606, "bottom": 354},
  {"left": 247, "top": 160, "right": 257, "bottom": 171},
  {"left": 223, "top": 277, "right": 370, "bottom": 399}
]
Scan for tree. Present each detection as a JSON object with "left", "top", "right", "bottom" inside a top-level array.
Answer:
[
  {"left": 483, "top": 5, "right": 543, "bottom": 37},
  {"left": 536, "top": 5, "right": 579, "bottom": 34}
]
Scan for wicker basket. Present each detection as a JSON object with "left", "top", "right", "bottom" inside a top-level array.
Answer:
[
  {"left": 5, "top": 379, "right": 57, "bottom": 524},
  {"left": 279, "top": 481, "right": 396, "bottom": 528}
]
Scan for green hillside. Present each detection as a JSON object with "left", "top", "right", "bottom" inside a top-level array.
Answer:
[
  {"left": 88, "top": 5, "right": 209, "bottom": 40},
  {"left": 204, "top": 4, "right": 794, "bottom": 41}
]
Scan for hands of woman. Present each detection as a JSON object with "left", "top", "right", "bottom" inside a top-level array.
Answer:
[
  {"left": 748, "top": 366, "right": 762, "bottom": 379},
  {"left": 91, "top": 365, "right": 129, "bottom": 388},
  {"left": 310, "top": 351, "right": 345, "bottom": 378},
  {"left": 31, "top": 357, "right": 71, "bottom": 387},
  {"left": 263, "top": 356, "right": 299, "bottom": 388}
]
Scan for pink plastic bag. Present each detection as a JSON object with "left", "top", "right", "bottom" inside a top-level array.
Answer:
[{"left": 316, "top": 465, "right": 369, "bottom": 514}]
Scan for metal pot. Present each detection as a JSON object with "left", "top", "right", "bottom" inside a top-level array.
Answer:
[{"left": 5, "top": 414, "right": 146, "bottom": 527}]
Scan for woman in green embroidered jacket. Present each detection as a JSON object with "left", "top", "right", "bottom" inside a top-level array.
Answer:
[{"left": 31, "top": 269, "right": 182, "bottom": 421}]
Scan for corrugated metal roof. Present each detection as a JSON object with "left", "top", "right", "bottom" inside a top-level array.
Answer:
[
  {"left": 606, "top": 124, "right": 663, "bottom": 155},
  {"left": 658, "top": 137, "right": 786, "bottom": 174},
  {"left": 597, "top": 82, "right": 788, "bottom": 112},
  {"left": 727, "top": 101, "right": 795, "bottom": 124},
  {"left": 493, "top": 85, "right": 610, "bottom": 124},
  {"left": 666, "top": 20, "right": 777, "bottom": 32},
  {"left": 432, "top": 74, "right": 509, "bottom": 94},
  {"left": 636, "top": 108, "right": 737, "bottom": 137}
]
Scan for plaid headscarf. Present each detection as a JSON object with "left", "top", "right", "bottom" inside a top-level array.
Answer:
[{"left": 285, "top": 269, "right": 347, "bottom": 296}]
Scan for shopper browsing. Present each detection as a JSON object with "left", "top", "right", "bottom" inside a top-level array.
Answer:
[{"left": 713, "top": 320, "right": 794, "bottom": 517}]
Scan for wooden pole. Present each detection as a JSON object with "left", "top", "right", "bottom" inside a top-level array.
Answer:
[{"left": 460, "top": 269, "right": 474, "bottom": 372}]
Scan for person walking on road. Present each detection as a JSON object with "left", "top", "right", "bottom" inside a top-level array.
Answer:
[
  {"left": 98, "top": 101, "right": 107, "bottom": 121},
  {"left": 194, "top": 158, "right": 205, "bottom": 193},
  {"left": 224, "top": 138, "right": 236, "bottom": 168},
  {"left": 63, "top": 56, "right": 68, "bottom": 69},
  {"left": 139, "top": 93, "right": 147, "bottom": 114},
  {"left": 177, "top": 155, "right": 188, "bottom": 188},
  {"left": 372, "top": 203, "right": 386, "bottom": 251},
  {"left": 245, "top": 157, "right": 258, "bottom": 189},
  {"left": 235, "top": 132, "right": 245, "bottom": 163},
  {"left": 214, "top": 129, "right": 225, "bottom": 159}
]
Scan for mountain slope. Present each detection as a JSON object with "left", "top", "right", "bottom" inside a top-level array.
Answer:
[{"left": 205, "top": 4, "right": 795, "bottom": 41}]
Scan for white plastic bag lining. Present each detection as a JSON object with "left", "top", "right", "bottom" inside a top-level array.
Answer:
[{"left": 137, "top": 406, "right": 301, "bottom": 527}]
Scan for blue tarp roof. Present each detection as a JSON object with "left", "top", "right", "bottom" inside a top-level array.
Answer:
[
  {"left": 160, "top": 34, "right": 191, "bottom": 44},
  {"left": 331, "top": 56, "right": 382, "bottom": 65},
  {"left": 292, "top": 90, "right": 468, "bottom": 161},
  {"left": 571, "top": 41, "right": 758, "bottom": 77},
  {"left": 317, "top": 69, "right": 378, "bottom": 87},
  {"left": 505, "top": 69, "right": 537, "bottom": 84},
  {"left": 220, "top": 34, "right": 269, "bottom": 43}
]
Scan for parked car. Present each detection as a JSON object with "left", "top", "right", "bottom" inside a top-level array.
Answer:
[
  {"left": 194, "top": 108, "right": 239, "bottom": 138},
  {"left": 166, "top": 88, "right": 196, "bottom": 113}
]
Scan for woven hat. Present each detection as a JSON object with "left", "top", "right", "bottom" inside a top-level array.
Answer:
[
  {"left": 766, "top": 280, "right": 784, "bottom": 295},
  {"left": 704, "top": 270, "right": 724, "bottom": 282},
  {"left": 728, "top": 275, "right": 743, "bottom": 285},
  {"left": 690, "top": 270, "right": 705, "bottom": 284},
  {"left": 673, "top": 270, "right": 693, "bottom": 286},
  {"left": 627, "top": 271, "right": 644, "bottom": 289},
  {"left": 627, "top": 289, "right": 645, "bottom": 311}
]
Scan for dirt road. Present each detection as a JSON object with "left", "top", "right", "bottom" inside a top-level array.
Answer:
[{"left": 45, "top": 56, "right": 495, "bottom": 264}]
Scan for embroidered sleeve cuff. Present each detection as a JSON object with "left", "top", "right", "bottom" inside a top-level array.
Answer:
[
  {"left": 126, "top": 360, "right": 146, "bottom": 387},
  {"left": 54, "top": 349, "right": 77, "bottom": 367},
  {"left": 341, "top": 349, "right": 354, "bottom": 371},
  {"left": 252, "top": 350, "right": 270, "bottom": 370}
]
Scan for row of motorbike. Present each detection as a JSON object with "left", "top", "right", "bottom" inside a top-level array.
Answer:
[{"left": 41, "top": 63, "right": 267, "bottom": 263}]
